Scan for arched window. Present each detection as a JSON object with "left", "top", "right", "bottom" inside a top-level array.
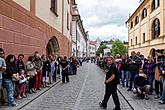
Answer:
[
  {"left": 135, "top": 37, "right": 137, "bottom": 45},
  {"left": 130, "top": 22, "right": 133, "bottom": 29},
  {"left": 135, "top": 16, "right": 139, "bottom": 25},
  {"left": 152, "top": 18, "right": 160, "bottom": 39},
  {"left": 142, "top": 8, "right": 147, "bottom": 19},
  {"left": 152, "top": 0, "right": 160, "bottom": 11}
]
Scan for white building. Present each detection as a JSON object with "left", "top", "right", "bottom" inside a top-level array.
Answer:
[
  {"left": 72, "top": 4, "right": 87, "bottom": 57},
  {"left": 89, "top": 41, "right": 96, "bottom": 57},
  {"left": 96, "top": 37, "right": 101, "bottom": 50}
]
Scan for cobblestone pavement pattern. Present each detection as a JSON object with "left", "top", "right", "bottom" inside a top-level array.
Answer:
[{"left": 19, "top": 63, "right": 132, "bottom": 110}]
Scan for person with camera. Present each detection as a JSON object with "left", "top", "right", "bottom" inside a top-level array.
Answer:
[
  {"left": 154, "top": 54, "right": 163, "bottom": 99},
  {"left": 134, "top": 68, "right": 150, "bottom": 100},
  {"left": 159, "top": 55, "right": 165, "bottom": 104},
  {"left": 3, "top": 55, "right": 19, "bottom": 107},
  {"left": 127, "top": 51, "right": 142, "bottom": 91},
  {"left": 99, "top": 56, "right": 121, "bottom": 110},
  {"left": 0, "top": 48, "right": 6, "bottom": 104}
]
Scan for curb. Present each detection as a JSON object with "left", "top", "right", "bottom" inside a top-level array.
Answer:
[
  {"left": 17, "top": 79, "right": 61, "bottom": 110},
  {"left": 0, "top": 79, "right": 62, "bottom": 110},
  {"left": 117, "top": 86, "right": 145, "bottom": 110}
]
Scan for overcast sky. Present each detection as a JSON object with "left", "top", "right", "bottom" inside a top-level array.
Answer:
[{"left": 76, "top": 0, "right": 140, "bottom": 41}]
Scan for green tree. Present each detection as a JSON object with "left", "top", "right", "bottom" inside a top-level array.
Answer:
[
  {"left": 111, "top": 40, "right": 128, "bottom": 56},
  {"left": 96, "top": 44, "right": 107, "bottom": 56}
]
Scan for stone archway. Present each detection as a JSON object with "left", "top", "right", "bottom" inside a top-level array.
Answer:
[{"left": 46, "top": 36, "right": 60, "bottom": 56}]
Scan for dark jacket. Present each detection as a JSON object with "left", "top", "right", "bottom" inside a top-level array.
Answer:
[
  {"left": 106, "top": 63, "right": 119, "bottom": 85},
  {"left": 3, "top": 62, "right": 18, "bottom": 79},
  {"left": 128, "top": 56, "right": 142, "bottom": 73},
  {"left": 16, "top": 60, "right": 25, "bottom": 71},
  {"left": 42, "top": 60, "right": 51, "bottom": 77},
  {"left": 120, "top": 59, "right": 129, "bottom": 71}
]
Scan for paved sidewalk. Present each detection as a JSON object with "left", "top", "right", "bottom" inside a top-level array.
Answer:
[{"left": 118, "top": 84, "right": 165, "bottom": 110}]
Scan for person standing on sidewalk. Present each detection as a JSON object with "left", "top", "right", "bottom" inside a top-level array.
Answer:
[
  {"left": 60, "top": 56, "right": 69, "bottom": 83},
  {"left": 33, "top": 51, "right": 43, "bottom": 90},
  {"left": 3, "top": 55, "right": 19, "bottom": 107},
  {"left": 143, "top": 55, "right": 156, "bottom": 95},
  {"left": 72, "top": 56, "right": 78, "bottom": 75},
  {"left": 26, "top": 56, "right": 36, "bottom": 94},
  {"left": 0, "top": 48, "right": 6, "bottom": 104},
  {"left": 99, "top": 56, "right": 121, "bottom": 110},
  {"left": 41, "top": 55, "right": 51, "bottom": 87},
  {"left": 127, "top": 51, "right": 142, "bottom": 91}
]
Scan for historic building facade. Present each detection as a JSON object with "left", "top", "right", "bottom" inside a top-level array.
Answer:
[
  {"left": 0, "top": 0, "right": 74, "bottom": 59},
  {"left": 127, "top": 0, "right": 165, "bottom": 57},
  {"left": 89, "top": 41, "right": 96, "bottom": 57},
  {"left": 72, "top": 4, "right": 87, "bottom": 57}
]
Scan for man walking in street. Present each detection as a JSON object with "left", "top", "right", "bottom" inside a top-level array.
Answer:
[{"left": 99, "top": 56, "right": 121, "bottom": 110}]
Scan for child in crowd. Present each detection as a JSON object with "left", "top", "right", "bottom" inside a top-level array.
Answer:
[
  {"left": 134, "top": 68, "right": 150, "bottom": 100},
  {"left": 17, "top": 69, "right": 27, "bottom": 99}
]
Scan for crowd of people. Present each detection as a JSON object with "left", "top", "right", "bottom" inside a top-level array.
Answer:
[
  {"left": 97, "top": 51, "right": 165, "bottom": 104},
  {"left": 0, "top": 48, "right": 80, "bottom": 107}
]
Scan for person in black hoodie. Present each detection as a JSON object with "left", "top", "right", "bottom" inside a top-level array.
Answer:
[
  {"left": 99, "top": 56, "right": 121, "bottom": 110},
  {"left": 3, "top": 55, "right": 19, "bottom": 107},
  {"left": 127, "top": 51, "right": 142, "bottom": 91}
]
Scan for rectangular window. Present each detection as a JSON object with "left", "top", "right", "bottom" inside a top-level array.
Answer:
[
  {"left": 143, "top": 33, "right": 145, "bottom": 43},
  {"left": 70, "top": 22, "right": 72, "bottom": 35},
  {"left": 50, "top": 0, "right": 58, "bottom": 16},
  {"left": 135, "top": 37, "right": 137, "bottom": 45},
  {"left": 131, "top": 39, "right": 133, "bottom": 46},
  {"left": 67, "top": 12, "right": 69, "bottom": 30}
]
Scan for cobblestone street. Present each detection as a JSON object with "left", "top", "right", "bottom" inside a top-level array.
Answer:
[{"left": 19, "top": 63, "right": 131, "bottom": 110}]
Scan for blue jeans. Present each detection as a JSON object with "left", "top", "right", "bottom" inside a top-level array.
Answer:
[
  {"left": 160, "top": 79, "right": 165, "bottom": 102},
  {"left": 129, "top": 72, "right": 137, "bottom": 90},
  {"left": 148, "top": 75, "right": 154, "bottom": 93},
  {"left": 3, "top": 79, "right": 15, "bottom": 105},
  {"left": 0, "top": 79, "right": 2, "bottom": 100},
  {"left": 121, "top": 70, "right": 129, "bottom": 87}
]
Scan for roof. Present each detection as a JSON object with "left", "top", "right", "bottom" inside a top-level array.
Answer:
[{"left": 89, "top": 41, "right": 96, "bottom": 45}]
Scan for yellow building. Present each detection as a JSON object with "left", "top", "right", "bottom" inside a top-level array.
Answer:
[{"left": 127, "top": 0, "right": 165, "bottom": 57}]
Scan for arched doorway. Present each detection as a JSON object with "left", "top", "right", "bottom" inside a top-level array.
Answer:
[{"left": 46, "top": 36, "right": 60, "bottom": 56}]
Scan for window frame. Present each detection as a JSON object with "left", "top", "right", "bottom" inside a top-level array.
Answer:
[
  {"left": 142, "top": 8, "right": 147, "bottom": 20},
  {"left": 135, "top": 16, "right": 139, "bottom": 25},
  {"left": 152, "top": 0, "right": 160, "bottom": 11},
  {"left": 131, "top": 39, "right": 133, "bottom": 46},
  {"left": 152, "top": 18, "right": 160, "bottom": 39},
  {"left": 50, "top": 0, "right": 58, "bottom": 16},
  {"left": 142, "top": 33, "right": 145, "bottom": 44},
  {"left": 135, "top": 37, "right": 138, "bottom": 45},
  {"left": 130, "top": 22, "right": 133, "bottom": 29},
  {"left": 67, "top": 12, "right": 69, "bottom": 30}
]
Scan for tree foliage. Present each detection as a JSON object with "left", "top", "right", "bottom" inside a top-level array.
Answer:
[
  {"left": 96, "top": 44, "right": 107, "bottom": 56},
  {"left": 111, "top": 40, "right": 128, "bottom": 56}
]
